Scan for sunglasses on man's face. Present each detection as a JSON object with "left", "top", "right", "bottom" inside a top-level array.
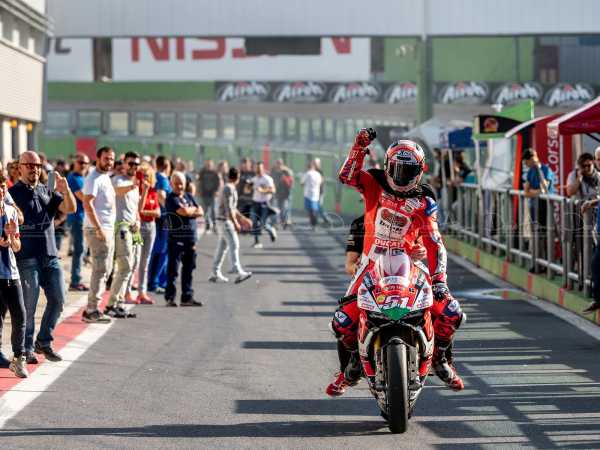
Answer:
[
  {"left": 128, "top": 161, "right": 140, "bottom": 167},
  {"left": 77, "top": 160, "right": 89, "bottom": 165},
  {"left": 20, "top": 163, "right": 42, "bottom": 170}
]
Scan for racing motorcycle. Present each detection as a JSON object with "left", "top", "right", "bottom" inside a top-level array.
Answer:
[{"left": 356, "top": 250, "right": 434, "bottom": 434}]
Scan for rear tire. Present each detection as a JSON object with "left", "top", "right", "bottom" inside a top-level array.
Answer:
[{"left": 386, "top": 343, "right": 409, "bottom": 434}]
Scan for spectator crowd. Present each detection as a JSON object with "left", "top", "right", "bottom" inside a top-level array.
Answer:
[{"left": 0, "top": 148, "right": 329, "bottom": 380}]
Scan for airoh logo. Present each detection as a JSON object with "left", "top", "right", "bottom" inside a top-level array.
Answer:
[
  {"left": 273, "top": 82, "right": 326, "bottom": 103},
  {"left": 329, "top": 82, "right": 381, "bottom": 104},
  {"left": 384, "top": 82, "right": 418, "bottom": 104},
  {"left": 438, "top": 81, "right": 489, "bottom": 105},
  {"left": 217, "top": 81, "right": 270, "bottom": 103},
  {"left": 543, "top": 83, "right": 595, "bottom": 108},
  {"left": 492, "top": 82, "right": 543, "bottom": 105}
]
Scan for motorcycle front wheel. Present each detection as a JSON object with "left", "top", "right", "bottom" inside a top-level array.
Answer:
[{"left": 386, "top": 342, "right": 409, "bottom": 434}]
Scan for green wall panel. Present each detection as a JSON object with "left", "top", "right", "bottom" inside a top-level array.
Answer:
[
  {"left": 48, "top": 82, "right": 215, "bottom": 102},
  {"left": 384, "top": 36, "right": 535, "bottom": 82}
]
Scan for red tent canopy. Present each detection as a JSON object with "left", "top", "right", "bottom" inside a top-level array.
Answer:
[{"left": 548, "top": 96, "right": 600, "bottom": 136}]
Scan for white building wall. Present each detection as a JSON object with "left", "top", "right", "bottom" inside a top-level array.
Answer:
[
  {"left": 48, "top": 0, "right": 600, "bottom": 38},
  {"left": 0, "top": 41, "right": 44, "bottom": 122},
  {"left": 0, "top": 119, "right": 11, "bottom": 167}
]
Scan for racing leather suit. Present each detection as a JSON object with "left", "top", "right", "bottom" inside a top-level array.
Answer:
[{"left": 332, "top": 140, "right": 464, "bottom": 382}]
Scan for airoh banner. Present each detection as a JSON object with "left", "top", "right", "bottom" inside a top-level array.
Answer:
[{"left": 215, "top": 80, "right": 597, "bottom": 107}]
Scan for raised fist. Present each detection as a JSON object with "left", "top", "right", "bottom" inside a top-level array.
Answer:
[{"left": 354, "top": 128, "right": 376, "bottom": 148}]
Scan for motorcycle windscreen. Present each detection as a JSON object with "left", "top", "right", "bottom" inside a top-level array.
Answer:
[{"left": 358, "top": 252, "right": 433, "bottom": 320}]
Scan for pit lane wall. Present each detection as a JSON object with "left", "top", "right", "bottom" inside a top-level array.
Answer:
[{"left": 444, "top": 235, "right": 600, "bottom": 325}]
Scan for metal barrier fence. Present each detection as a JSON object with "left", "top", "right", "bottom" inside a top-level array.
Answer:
[{"left": 447, "top": 183, "right": 595, "bottom": 296}]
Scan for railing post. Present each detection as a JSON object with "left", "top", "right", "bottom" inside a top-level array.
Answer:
[
  {"left": 546, "top": 195, "right": 553, "bottom": 280},
  {"left": 583, "top": 206, "right": 593, "bottom": 296},
  {"left": 505, "top": 189, "right": 513, "bottom": 262},
  {"left": 562, "top": 197, "right": 571, "bottom": 288}
]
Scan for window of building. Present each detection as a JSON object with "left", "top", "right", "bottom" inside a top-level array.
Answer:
[
  {"left": 135, "top": 112, "right": 154, "bottom": 137},
  {"left": 78, "top": 111, "right": 102, "bottom": 135},
  {"left": 298, "top": 119, "right": 309, "bottom": 142},
  {"left": 272, "top": 117, "right": 283, "bottom": 141},
  {"left": 201, "top": 114, "right": 217, "bottom": 139},
  {"left": 181, "top": 113, "right": 197, "bottom": 138},
  {"left": 45, "top": 111, "right": 73, "bottom": 134},
  {"left": 285, "top": 117, "right": 297, "bottom": 141},
  {"left": 257, "top": 116, "right": 270, "bottom": 138},
  {"left": 108, "top": 112, "right": 129, "bottom": 136},
  {"left": 221, "top": 114, "right": 235, "bottom": 140},
  {"left": 237, "top": 115, "right": 254, "bottom": 140},
  {"left": 158, "top": 112, "right": 176, "bottom": 136},
  {"left": 310, "top": 118, "right": 322, "bottom": 142},
  {"left": 323, "top": 119, "right": 334, "bottom": 142}
]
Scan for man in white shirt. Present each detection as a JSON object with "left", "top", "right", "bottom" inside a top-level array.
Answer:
[
  {"left": 301, "top": 160, "right": 323, "bottom": 229},
  {"left": 250, "top": 162, "right": 277, "bottom": 249},
  {"left": 82, "top": 147, "right": 116, "bottom": 323}
]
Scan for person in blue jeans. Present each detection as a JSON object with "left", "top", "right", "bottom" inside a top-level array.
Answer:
[
  {"left": 582, "top": 146, "right": 600, "bottom": 314},
  {"left": 9, "top": 151, "right": 76, "bottom": 364},
  {"left": 148, "top": 156, "right": 171, "bottom": 293},
  {"left": 164, "top": 171, "right": 204, "bottom": 307},
  {"left": 66, "top": 154, "right": 90, "bottom": 291}
]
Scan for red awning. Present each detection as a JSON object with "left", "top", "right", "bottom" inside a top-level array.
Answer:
[
  {"left": 547, "top": 96, "right": 600, "bottom": 136},
  {"left": 504, "top": 114, "right": 560, "bottom": 139}
]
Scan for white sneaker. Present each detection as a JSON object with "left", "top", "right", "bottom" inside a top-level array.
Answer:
[
  {"left": 208, "top": 272, "right": 229, "bottom": 283},
  {"left": 252, "top": 242, "right": 263, "bottom": 249},
  {"left": 268, "top": 228, "right": 278, "bottom": 242},
  {"left": 9, "top": 355, "right": 28, "bottom": 378},
  {"left": 235, "top": 271, "right": 253, "bottom": 284}
]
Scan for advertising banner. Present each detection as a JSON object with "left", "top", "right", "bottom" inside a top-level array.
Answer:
[
  {"left": 534, "top": 115, "right": 572, "bottom": 193},
  {"left": 47, "top": 38, "right": 94, "bottom": 82},
  {"left": 112, "top": 37, "right": 371, "bottom": 82},
  {"left": 214, "top": 81, "right": 597, "bottom": 108}
]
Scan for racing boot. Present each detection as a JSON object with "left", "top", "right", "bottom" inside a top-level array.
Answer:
[
  {"left": 325, "top": 371, "right": 359, "bottom": 397},
  {"left": 432, "top": 345, "right": 464, "bottom": 391}
]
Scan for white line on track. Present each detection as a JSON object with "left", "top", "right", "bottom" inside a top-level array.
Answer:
[
  {"left": 0, "top": 300, "right": 134, "bottom": 429},
  {"left": 448, "top": 253, "right": 600, "bottom": 341}
]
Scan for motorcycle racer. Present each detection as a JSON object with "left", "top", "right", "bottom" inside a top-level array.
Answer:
[{"left": 326, "top": 129, "right": 465, "bottom": 396}]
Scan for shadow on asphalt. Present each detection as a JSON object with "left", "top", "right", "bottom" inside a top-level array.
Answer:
[
  {"left": 242, "top": 341, "right": 336, "bottom": 350},
  {"left": 0, "top": 420, "right": 388, "bottom": 438}
]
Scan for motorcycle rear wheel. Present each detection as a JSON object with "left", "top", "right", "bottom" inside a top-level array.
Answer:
[{"left": 386, "top": 342, "right": 409, "bottom": 434}]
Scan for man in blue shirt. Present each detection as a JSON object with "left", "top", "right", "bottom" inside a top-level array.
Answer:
[
  {"left": 9, "top": 151, "right": 76, "bottom": 363},
  {"left": 582, "top": 146, "right": 600, "bottom": 313},
  {"left": 164, "top": 171, "right": 203, "bottom": 307},
  {"left": 66, "top": 154, "right": 90, "bottom": 291},
  {"left": 148, "top": 155, "right": 171, "bottom": 293}
]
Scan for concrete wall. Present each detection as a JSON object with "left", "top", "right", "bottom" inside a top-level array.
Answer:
[{"left": 48, "top": 0, "right": 600, "bottom": 38}]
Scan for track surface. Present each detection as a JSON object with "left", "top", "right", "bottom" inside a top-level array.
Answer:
[{"left": 1, "top": 227, "right": 600, "bottom": 449}]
